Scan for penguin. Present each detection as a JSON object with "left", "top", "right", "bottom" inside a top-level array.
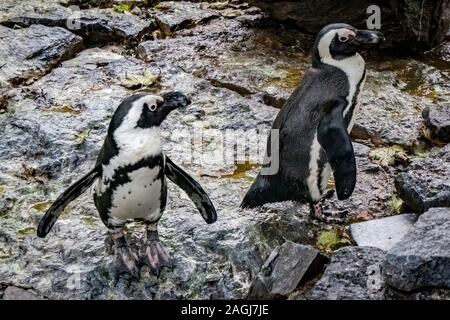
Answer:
[
  {"left": 37, "top": 92, "right": 217, "bottom": 278},
  {"left": 241, "top": 23, "right": 384, "bottom": 220}
]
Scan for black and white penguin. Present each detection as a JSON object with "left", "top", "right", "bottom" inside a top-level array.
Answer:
[
  {"left": 241, "top": 23, "right": 384, "bottom": 220},
  {"left": 37, "top": 92, "right": 217, "bottom": 278}
]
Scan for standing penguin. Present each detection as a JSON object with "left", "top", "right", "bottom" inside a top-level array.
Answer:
[
  {"left": 241, "top": 24, "right": 384, "bottom": 220},
  {"left": 37, "top": 92, "right": 217, "bottom": 278}
]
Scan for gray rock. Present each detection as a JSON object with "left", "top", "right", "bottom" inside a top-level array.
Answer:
[
  {"left": 422, "top": 105, "right": 450, "bottom": 143},
  {"left": 352, "top": 67, "right": 435, "bottom": 148},
  {"left": 395, "top": 144, "right": 450, "bottom": 212},
  {"left": 3, "top": 286, "right": 43, "bottom": 300},
  {"left": 0, "top": 47, "right": 144, "bottom": 177},
  {"left": 137, "top": 13, "right": 305, "bottom": 110},
  {"left": 383, "top": 207, "right": 450, "bottom": 291},
  {"left": 0, "top": 24, "right": 83, "bottom": 86},
  {"left": 149, "top": 1, "right": 220, "bottom": 33},
  {"left": 246, "top": 0, "right": 450, "bottom": 51},
  {"left": 247, "top": 241, "right": 328, "bottom": 299},
  {"left": 350, "top": 214, "right": 417, "bottom": 251},
  {"left": 307, "top": 246, "right": 389, "bottom": 300},
  {"left": 0, "top": 0, "right": 156, "bottom": 45}
]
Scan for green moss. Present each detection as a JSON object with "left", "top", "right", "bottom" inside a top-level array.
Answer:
[
  {"left": 390, "top": 193, "right": 404, "bottom": 214},
  {"left": 316, "top": 229, "right": 352, "bottom": 253},
  {"left": 81, "top": 216, "right": 98, "bottom": 226},
  {"left": 31, "top": 199, "right": 53, "bottom": 212},
  {"left": 112, "top": 3, "right": 131, "bottom": 13},
  {"left": 16, "top": 226, "right": 36, "bottom": 237}
]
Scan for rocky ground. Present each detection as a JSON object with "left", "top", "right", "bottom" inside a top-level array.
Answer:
[{"left": 0, "top": 0, "right": 449, "bottom": 300}]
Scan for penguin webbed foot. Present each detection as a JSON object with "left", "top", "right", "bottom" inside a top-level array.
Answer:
[
  {"left": 139, "top": 227, "right": 172, "bottom": 276},
  {"left": 113, "top": 235, "right": 140, "bottom": 280},
  {"left": 309, "top": 202, "right": 348, "bottom": 224}
]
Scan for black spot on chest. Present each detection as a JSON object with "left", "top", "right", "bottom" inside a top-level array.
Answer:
[
  {"left": 111, "top": 155, "right": 164, "bottom": 188},
  {"left": 93, "top": 154, "right": 165, "bottom": 226}
]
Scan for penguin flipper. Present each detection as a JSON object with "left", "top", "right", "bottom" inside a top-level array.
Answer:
[
  {"left": 317, "top": 99, "right": 356, "bottom": 200},
  {"left": 37, "top": 166, "right": 101, "bottom": 238},
  {"left": 164, "top": 155, "right": 217, "bottom": 224}
]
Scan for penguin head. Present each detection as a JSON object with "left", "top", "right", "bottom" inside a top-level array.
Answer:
[
  {"left": 312, "top": 23, "right": 384, "bottom": 66},
  {"left": 110, "top": 92, "right": 191, "bottom": 134}
]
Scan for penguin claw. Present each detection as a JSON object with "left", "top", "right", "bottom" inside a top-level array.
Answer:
[
  {"left": 309, "top": 202, "right": 347, "bottom": 224},
  {"left": 139, "top": 241, "right": 172, "bottom": 276},
  {"left": 114, "top": 245, "right": 140, "bottom": 280}
]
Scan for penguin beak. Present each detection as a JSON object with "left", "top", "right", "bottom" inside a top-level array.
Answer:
[
  {"left": 354, "top": 30, "right": 385, "bottom": 45},
  {"left": 161, "top": 92, "right": 191, "bottom": 111}
]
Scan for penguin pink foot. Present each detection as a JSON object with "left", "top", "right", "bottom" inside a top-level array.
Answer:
[
  {"left": 112, "top": 230, "right": 140, "bottom": 280},
  {"left": 139, "top": 225, "right": 172, "bottom": 275}
]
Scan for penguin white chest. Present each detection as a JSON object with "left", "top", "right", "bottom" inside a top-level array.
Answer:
[
  {"left": 110, "top": 166, "right": 163, "bottom": 222},
  {"left": 323, "top": 53, "right": 365, "bottom": 131}
]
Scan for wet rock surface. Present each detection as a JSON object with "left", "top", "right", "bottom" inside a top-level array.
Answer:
[
  {"left": 383, "top": 207, "right": 450, "bottom": 292},
  {"left": 0, "top": 0, "right": 449, "bottom": 300},
  {"left": 0, "top": 24, "right": 83, "bottom": 86},
  {"left": 349, "top": 214, "right": 417, "bottom": 251},
  {"left": 2, "top": 286, "right": 43, "bottom": 300},
  {"left": 352, "top": 56, "right": 450, "bottom": 149},
  {"left": 302, "top": 245, "right": 450, "bottom": 300},
  {"left": 247, "top": 241, "right": 328, "bottom": 299},
  {"left": 305, "top": 246, "right": 389, "bottom": 300},
  {"left": 149, "top": 1, "right": 220, "bottom": 32},
  {"left": 246, "top": 0, "right": 450, "bottom": 51},
  {"left": 422, "top": 105, "right": 450, "bottom": 143},
  {"left": 0, "top": 0, "right": 156, "bottom": 45},
  {"left": 395, "top": 144, "right": 450, "bottom": 213},
  {"left": 137, "top": 8, "right": 307, "bottom": 110}
]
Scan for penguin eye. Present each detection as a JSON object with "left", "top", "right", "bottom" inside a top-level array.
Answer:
[
  {"left": 144, "top": 103, "right": 157, "bottom": 112},
  {"left": 338, "top": 32, "right": 355, "bottom": 43}
]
